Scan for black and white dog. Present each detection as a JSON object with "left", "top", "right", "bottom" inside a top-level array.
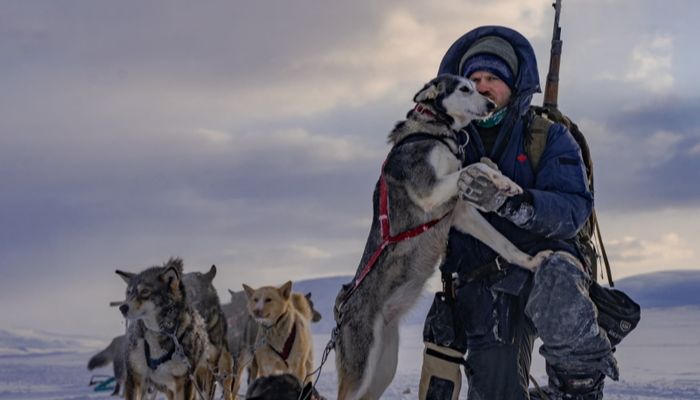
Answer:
[{"left": 334, "top": 74, "right": 552, "bottom": 399}]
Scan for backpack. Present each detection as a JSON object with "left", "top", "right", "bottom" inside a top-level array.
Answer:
[
  {"left": 525, "top": 105, "right": 613, "bottom": 286},
  {"left": 526, "top": 108, "right": 641, "bottom": 352}
]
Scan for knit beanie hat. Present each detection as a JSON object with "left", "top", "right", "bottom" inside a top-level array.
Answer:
[{"left": 458, "top": 36, "right": 519, "bottom": 89}]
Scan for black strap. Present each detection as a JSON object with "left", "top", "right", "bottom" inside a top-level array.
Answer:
[
  {"left": 462, "top": 256, "right": 505, "bottom": 283},
  {"left": 393, "top": 132, "right": 465, "bottom": 162},
  {"left": 143, "top": 321, "right": 188, "bottom": 370},
  {"left": 425, "top": 347, "right": 467, "bottom": 366},
  {"left": 144, "top": 338, "right": 176, "bottom": 370}
]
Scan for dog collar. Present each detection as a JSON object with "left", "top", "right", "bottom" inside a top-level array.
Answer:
[
  {"left": 143, "top": 321, "right": 183, "bottom": 370},
  {"left": 144, "top": 337, "right": 176, "bottom": 370},
  {"left": 414, "top": 103, "right": 437, "bottom": 118}
]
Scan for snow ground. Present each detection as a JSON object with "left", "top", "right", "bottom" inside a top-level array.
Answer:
[{"left": 1, "top": 307, "right": 699, "bottom": 399}]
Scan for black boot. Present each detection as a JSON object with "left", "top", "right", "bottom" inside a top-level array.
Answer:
[{"left": 529, "top": 366, "right": 605, "bottom": 400}]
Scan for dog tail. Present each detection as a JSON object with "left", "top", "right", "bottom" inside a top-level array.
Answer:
[{"left": 87, "top": 336, "right": 121, "bottom": 370}]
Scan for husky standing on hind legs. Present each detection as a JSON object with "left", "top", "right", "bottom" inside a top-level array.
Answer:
[{"left": 333, "top": 74, "right": 552, "bottom": 400}]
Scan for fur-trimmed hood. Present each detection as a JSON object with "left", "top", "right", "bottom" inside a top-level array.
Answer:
[{"left": 438, "top": 25, "right": 541, "bottom": 118}]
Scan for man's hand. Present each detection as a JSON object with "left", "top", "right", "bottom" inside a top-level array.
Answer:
[{"left": 458, "top": 158, "right": 519, "bottom": 212}]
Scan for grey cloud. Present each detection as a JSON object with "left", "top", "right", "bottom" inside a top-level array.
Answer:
[
  {"left": 0, "top": 1, "right": 396, "bottom": 86},
  {"left": 3, "top": 0, "right": 700, "bottom": 336},
  {"left": 583, "top": 95, "right": 700, "bottom": 210}
]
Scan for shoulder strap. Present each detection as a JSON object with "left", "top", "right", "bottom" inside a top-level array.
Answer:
[
  {"left": 525, "top": 109, "right": 553, "bottom": 172},
  {"left": 394, "top": 132, "right": 449, "bottom": 148}
]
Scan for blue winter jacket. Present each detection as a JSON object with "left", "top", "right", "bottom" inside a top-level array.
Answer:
[{"left": 437, "top": 26, "right": 593, "bottom": 347}]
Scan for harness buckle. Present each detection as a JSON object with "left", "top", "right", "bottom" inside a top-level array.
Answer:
[
  {"left": 441, "top": 272, "right": 459, "bottom": 301},
  {"left": 494, "top": 256, "right": 503, "bottom": 271}
]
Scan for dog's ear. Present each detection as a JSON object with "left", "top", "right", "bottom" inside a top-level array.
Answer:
[
  {"left": 160, "top": 265, "right": 181, "bottom": 292},
  {"left": 413, "top": 81, "right": 440, "bottom": 103},
  {"left": 242, "top": 284, "right": 254, "bottom": 299},
  {"left": 115, "top": 270, "right": 134, "bottom": 284},
  {"left": 165, "top": 257, "right": 184, "bottom": 270},
  {"left": 305, "top": 292, "right": 312, "bottom": 300},
  {"left": 204, "top": 264, "right": 217, "bottom": 282},
  {"left": 279, "top": 281, "right": 293, "bottom": 300}
]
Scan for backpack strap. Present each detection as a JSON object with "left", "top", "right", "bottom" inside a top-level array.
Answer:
[
  {"left": 394, "top": 132, "right": 465, "bottom": 163},
  {"left": 525, "top": 109, "right": 554, "bottom": 172}
]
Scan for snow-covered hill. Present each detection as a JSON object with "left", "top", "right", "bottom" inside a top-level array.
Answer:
[
  {"left": 3, "top": 270, "right": 698, "bottom": 357},
  {"left": 0, "top": 328, "right": 104, "bottom": 357}
]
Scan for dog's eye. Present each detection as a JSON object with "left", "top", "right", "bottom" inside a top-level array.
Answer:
[
  {"left": 264, "top": 298, "right": 271, "bottom": 303},
  {"left": 253, "top": 298, "right": 258, "bottom": 302},
  {"left": 139, "top": 289, "right": 151, "bottom": 298},
  {"left": 459, "top": 86, "right": 471, "bottom": 93}
]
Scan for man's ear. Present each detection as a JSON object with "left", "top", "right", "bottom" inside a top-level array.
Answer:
[
  {"left": 115, "top": 270, "right": 134, "bottom": 284},
  {"left": 278, "top": 281, "right": 293, "bottom": 300}
]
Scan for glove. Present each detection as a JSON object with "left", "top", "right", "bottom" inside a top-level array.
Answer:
[
  {"left": 458, "top": 158, "right": 511, "bottom": 212},
  {"left": 497, "top": 191, "right": 535, "bottom": 226}
]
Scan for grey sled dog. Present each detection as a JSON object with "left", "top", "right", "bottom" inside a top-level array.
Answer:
[
  {"left": 333, "top": 74, "right": 552, "bottom": 400},
  {"left": 116, "top": 258, "right": 233, "bottom": 400}
]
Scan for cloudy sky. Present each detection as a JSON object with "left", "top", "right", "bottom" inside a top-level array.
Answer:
[{"left": 2, "top": 0, "right": 699, "bottom": 337}]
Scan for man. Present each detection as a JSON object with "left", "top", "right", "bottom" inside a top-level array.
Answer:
[{"left": 419, "top": 26, "right": 618, "bottom": 400}]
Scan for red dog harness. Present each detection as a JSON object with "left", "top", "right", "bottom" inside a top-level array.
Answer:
[
  {"left": 336, "top": 105, "right": 465, "bottom": 312},
  {"left": 343, "top": 160, "right": 448, "bottom": 305},
  {"left": 270, "top": 321, "right": 297, "bottom": 367}
]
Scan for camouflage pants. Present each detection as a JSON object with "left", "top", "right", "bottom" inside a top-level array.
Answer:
[
  {"left": 464, "top": 251, "right": 617, "bottom": 400},
  {"left": 526, "top": 251, "right": 618, "bottom": 380}
]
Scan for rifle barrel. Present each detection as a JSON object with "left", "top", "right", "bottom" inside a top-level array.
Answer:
[{"left": 543, "top": 0, "right": 563, "bottom": 109}]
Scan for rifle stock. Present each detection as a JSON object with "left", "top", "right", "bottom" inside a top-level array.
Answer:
[{"left": 543, "top": 0, "right": 563, "bottom": 109}]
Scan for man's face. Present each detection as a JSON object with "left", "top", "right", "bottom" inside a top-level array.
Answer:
[{"left": 468, "top": 71, "right": 512, "bottom": 109}]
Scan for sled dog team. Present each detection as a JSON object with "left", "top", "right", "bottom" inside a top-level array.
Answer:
[
  {"left": 96, "top": 257, "right": 322, "bottom": 399},
  {"left": 91, "top": 73, "right": 556, "bottom": 399}
]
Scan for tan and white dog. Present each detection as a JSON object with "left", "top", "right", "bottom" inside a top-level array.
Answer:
[
  {"left": 224, "top": 289, "right": 321, "bottom": 397},
  {"left": 242, "top": 281, "right": 314, "bottom": 387}
]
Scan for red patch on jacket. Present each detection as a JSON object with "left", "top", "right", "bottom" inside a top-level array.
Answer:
[{"left": 517, "top": 153, "right": 528, "bottom": 163}]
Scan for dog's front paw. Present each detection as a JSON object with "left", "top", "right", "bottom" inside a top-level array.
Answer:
[
  {"left": 520, "top": 250, "right": 553, "bottom": 271},
  {"left": 459, "top": 163, "right": 521, "bottom": 212}
]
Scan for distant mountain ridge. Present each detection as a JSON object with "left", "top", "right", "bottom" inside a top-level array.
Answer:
[
  {"left": 613, "top": 269, "right": 700, "bottom": 308},
  {"left": 293, "top": 270, "right": 700, "bottom": 333}
]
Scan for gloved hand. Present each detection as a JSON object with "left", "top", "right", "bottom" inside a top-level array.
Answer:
[{"left": 458, "top": 158, "right": 518, "bottom": 212}]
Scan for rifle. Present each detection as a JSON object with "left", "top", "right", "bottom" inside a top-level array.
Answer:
[
  {"left": 543, "top": 0, "right": 563, "bottom": 109},
  {"left": 541, "top": 0, "right": 615, "bottom": 286}
]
